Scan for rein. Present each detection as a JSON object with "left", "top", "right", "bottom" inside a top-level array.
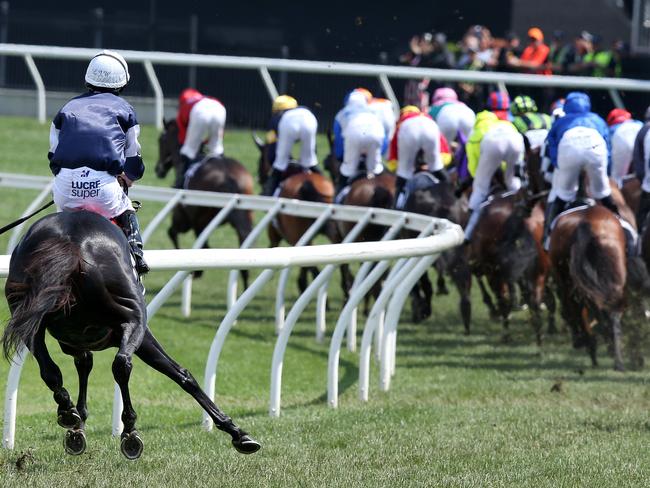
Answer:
[{"left": 0, "top": 200, "right": 55, "bottom": 235}]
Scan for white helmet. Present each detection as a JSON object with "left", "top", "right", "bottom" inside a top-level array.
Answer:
[{"left": 85, "top": 50, "right": 130, "bottom": 89}]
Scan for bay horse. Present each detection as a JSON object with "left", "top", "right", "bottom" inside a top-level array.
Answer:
[
  {"left": 253, "top": 135, "right": 345, "bottom": 293},
  {"left": 548, "top": 205, "right": 646, "bottom": 371},
  {"left": 156, "top": 119, "right": 254, "bottom": 284},
  {"left": 3, "top": 211, "right": 260, "bottom": 458}
]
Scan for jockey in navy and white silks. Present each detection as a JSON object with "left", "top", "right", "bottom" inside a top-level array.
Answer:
[
  {"left": 333, "top": 90, "right": 387, "bottom": 193},
  {"left": 542, "top": 91, "right": 617, "bottom": 243},
  {"left": 606, "top": 108, "right": 642, "bottom": 188},
  {"left": 175, "top": 88, "right": 227, "bottom": 188},
  {"left": 49, "top": 50, "right": 148, "bottom": 275},
  {"left": 261, "top": 95, "right": 320, "bottom": 196},
  {"left": 632, "top": 107, "right": 650, "bottom": 229},
  {"left": 429, "top": 87, "right": 476, "bottom": 144}
]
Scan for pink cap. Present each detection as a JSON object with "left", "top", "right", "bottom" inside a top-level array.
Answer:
[{"left": 432, "top": 87, "right": 458, "bottom": 105}]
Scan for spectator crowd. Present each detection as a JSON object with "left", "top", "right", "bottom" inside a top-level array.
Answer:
[{"left": 398, "top": 25, "right": 628, "bottom": 112}]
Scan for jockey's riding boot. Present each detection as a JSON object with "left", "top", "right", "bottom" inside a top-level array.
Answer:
[
  {"left": 309, "top": 165, "right": 322, "bottom": 175},
  {"left": 430, "top": 169, "right": 448, "bottom": 183},
  {"left": 542, "top": 197, "right": 567, "bottom": 250},
  {"left": 636, "top": 190, "right": 650, "bottom": 232},
  {"left": 463, "top": 208, "right": 482, "bottom": 244},
  {"left": 262, "top": 168, "right": 283, "bottom": 196},
  {"left": 598, "top": 194, "right": 620, "bottom": 216},
  {"left": 173, "top": 154, "right": 192, "bottom": 189},
  {"left": 393, "top": 176, "right": 407, "bottom": 209},
  {"left": 335, "top": 174, "right": 349, "bottom": 196},
  {"left": 115, "top": 210, "right": 149, "bottom": 276}
]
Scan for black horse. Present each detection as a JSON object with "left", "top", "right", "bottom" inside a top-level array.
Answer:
[
  {"left": 2, "top": 211, "right": 260, "bottom": 459},
  {"left": 156, "top": 119, "right": 254, "bottom": 283}
]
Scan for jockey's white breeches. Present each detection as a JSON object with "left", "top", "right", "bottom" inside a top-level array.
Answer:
[
  {"left": 272, "top": 107, "right": 318, "bottom": 171},
  {"left": 436, "top": 103, "right": 476, "bottom": 143},
  {"left": 53, "top": 167, "right": 133, "bottom": 219},
  {"left": 180, "top": 98, "right": 226, "bottom": 160},
  {"left": 396, "top": 116, "right": 443, "bottom": 179},
  {"left": 611, "top": 122, "right": 641, "bottom": 187},
  {"left": 553, "top": 126, "right": 610, "bottom": 202},
  {"left": 339, "top": 112, "right": 385, "bottom": 177},
  {"left": 468, "top": 127, "right": 524, "bottom": 211}
]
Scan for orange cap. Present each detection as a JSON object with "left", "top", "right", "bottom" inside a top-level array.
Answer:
[{"left": 527, "top": 27, "right": 544, "bottom": 41}]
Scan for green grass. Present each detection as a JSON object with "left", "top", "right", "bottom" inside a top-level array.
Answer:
[{"left": 0, "top": 115, "right": 649, "bottom": 487}]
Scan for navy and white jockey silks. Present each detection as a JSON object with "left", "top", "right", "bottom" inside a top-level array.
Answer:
[{"left": 49, "top": 91, "right": 144, "bottom": 181}]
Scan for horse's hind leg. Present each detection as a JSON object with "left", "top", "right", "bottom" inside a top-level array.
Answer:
[
  {"left": 112, "top": 322, "right": 145, "bottom": 460},
  {"left": 544, "top": 284, "right": 557, "bottom": 335},
  {"left": 59, "top": 344, "right": 93, "bottom": 455},
  {"left": 608, "top": 311, "right": 625, "bottom": 372},
  {"left": 135, "top": 328, "right": 260, "bottom": 454},
  {"left": 477, "top": 277, "right": 499, "bottom": 320},
  {"left": 32, "top": 329, "right": 78, "bottom": 425}
]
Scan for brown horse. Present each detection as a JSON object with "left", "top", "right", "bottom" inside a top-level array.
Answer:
[
  {"left": 469, "top": 191, "right": 554, "bottom": 345},
  {"left": 156, "top": 119, "right": 254, "bottom": 284},
  {"left": 253, "top": 135, "right": 343, "bottom": 293},
  {"left": 549, "top": 205, "right": 638, "bottom": 370}
]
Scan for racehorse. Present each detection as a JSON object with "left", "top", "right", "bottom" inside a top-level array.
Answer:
[
  {"left": 156, "top": 119, "right": 254, "bottom": 283},
  {"left": 549, "top": 205, "right": 640, "bottom": 371},
  {"left": 253, "top": 135, "right": 346, "bottom": 293},
  {"left": 402, "top": 174, "right": 473, "bottom": 332},
  {"left": 323, "top": 132, "right": 396, "bottom": 311},
  {"left": 2, "top": 211, "right": 260, "bottom": 458},
  {"left": 468, "top": 190, "right": 554, "bottom": 345}
]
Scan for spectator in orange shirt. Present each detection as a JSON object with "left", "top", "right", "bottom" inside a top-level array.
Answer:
[{"left": 508, "top": 27, "right": 551, "bottom": 75}]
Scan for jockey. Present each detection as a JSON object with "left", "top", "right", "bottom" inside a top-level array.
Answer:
[
  {"left": 632, "top": 106, "right": 650, "bottom": 229},
  {"left": 607, "top": 108, "right": 642, "bottom": 187},
  {"left": 389, "top": 105, "right": 448, "bottom": 206},
  {"left": 333, "top": 90, "right": 387, "bottom": 194},
  {"left": 175, "top": 88, "right": 227, "bottom": 188},
  {"left": 367, "top": 93, "right": 397, "bottom": 151},
  {"left": 429, "top": 87, "right": 476, "bottom": 144},
  {"left": 510, "top": 95, "right": 552, "bottom": 151},
  {"left": 49, "top": 50, "right": 148, "bottom": 275},
  {"left": 262, "top": 94, "right": 320, "bottom": 196},
  {"left": 543, "top": 91, "right": 616, "bottom": 243},
  {"left": 461, "top": 111, "right": 525, "bottom": 243},
  {"left": 486, "top": 90, "right": 512, "bottom": 121}
]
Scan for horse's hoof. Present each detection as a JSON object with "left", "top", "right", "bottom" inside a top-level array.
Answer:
[
  {"left": 232, "top": 434, "right": 261, "bottom": 454},
  {"left": 437, "top": 287, "right": 449, "bottom": 296},
  {"left": 120, "top": 431, "right": 144, "bottom": 460},
  {"left": 57, "top": 409, "right": 82, "bottom": 429},
  {"left": 64, "top": 429, "right": 86, "bottom": 456}
]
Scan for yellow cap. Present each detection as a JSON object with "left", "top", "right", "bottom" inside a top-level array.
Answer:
[
  {"left": 272, "top": 95, "right": 298, "bottom": 113},
  {"left": 400, "top": 105, "right": 421, "bottom": 116}
]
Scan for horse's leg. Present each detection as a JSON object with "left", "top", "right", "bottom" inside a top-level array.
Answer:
[
  {"left": 477, "top": 276, "right": 499, "bottom": 320},
  {"left": 298, "top": 268, "right": 309, "bottom": 293},
  {"left": 435, "top": 265, "right": 449, "bottom": 296},
  {"left": 453, "top": 263, "right": 472, "bottom": 335},
  {"left": 31, "top": 329, "right": 79, "bottom": 430},
  {"left": 489, "top": 275, "right": 511, "bottom": 342},
  {"left": 232, "top": 210, "right": 252, "bottom": 290},
  {"left": 410, "top": 280, "right": 424, "bottom": 323},
  {"left": 59, "top": 344, "right": 93, "bottom": 455},
  {"left": 544, "top": 283, "right": 557, "bottom": 335},
  {"left": 112, "top": 322, "right": 145, "bottom": 460},
  {"left": 523, "top": 279, "right": 543, "bottom": 347},
  {"left": 134, "top": 328, "right": 260, "bottom": 454},
  {"left": 339, "top": 264, "right": 354, "bottom": 301},
  {"left": 420, "top": 271, "right": 433, "bottom": 319},
  {"left": 609, "top": 311, "right": 625, "bottom": 372}
]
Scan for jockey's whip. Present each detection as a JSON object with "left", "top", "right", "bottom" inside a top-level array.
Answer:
[{"left": 0, "top": 200, "right": 55, "bottom": 235}]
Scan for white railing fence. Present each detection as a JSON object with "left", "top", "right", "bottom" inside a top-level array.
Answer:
[
  {"left": 2, "top": 43, "right": 650, "bottom": 127},
  {"left": 0, "top": 172, "right": 463, "bottom": 448}
]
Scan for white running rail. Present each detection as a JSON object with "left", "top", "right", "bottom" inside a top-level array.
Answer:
[{"left": 2, "top": 43, "right": 649, "bottom": 125}]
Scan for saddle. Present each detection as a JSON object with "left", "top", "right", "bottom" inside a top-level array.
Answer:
[{"left": 395, "top": 172, "right": 440, "bottom": 210}]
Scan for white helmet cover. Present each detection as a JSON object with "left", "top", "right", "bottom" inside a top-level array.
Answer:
[{"left": 85, "top": 50, "right": 130, "bottom": 89}]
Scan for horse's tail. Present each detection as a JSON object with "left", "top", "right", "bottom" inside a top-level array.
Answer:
[
  {"left": 569, "top": 221, "right": 624, "bottom": 310},
  {"left": 2, "top": 238, "right": 82, "bottom": 360},
  {"left": 298, "top": 179, "right": 326, "bottom": 203},
  {"left": 370, "top": 186, "right": 393, "bottom": 209}
]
